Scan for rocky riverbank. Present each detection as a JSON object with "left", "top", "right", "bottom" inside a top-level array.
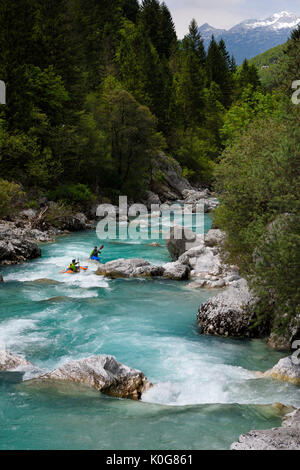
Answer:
[
  {"left": 231, "top": 408, "right": 300, "bottom": 450},
  {"left": 0, "top": 209, "right": 92, "bottom": 270}
]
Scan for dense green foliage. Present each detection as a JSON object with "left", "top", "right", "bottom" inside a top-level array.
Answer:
[
  {"left": 215, "top": 29, "right": 300, "bottom": 341},
  {"left": 249, "top": 44, "right": 285, "bottom": 91},
  {"left": 0, "top": 0, "right": 256, "bottom": 201},
  {"left": 0, "top": 179, "right": 24, "bottom": 217}
]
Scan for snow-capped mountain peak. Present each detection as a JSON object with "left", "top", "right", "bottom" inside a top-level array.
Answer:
[
  {"left": 243, "top": 11, "right": 300, "bottom": 31},
  {"left": 199, "top": 11, "right": 300, "bottom": 64}
]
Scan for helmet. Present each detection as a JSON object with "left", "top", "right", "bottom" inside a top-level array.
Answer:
[{"left": 72, "top": 259, "right": 76, "bottom": 263}]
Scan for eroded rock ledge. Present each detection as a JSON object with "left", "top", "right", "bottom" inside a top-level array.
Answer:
[
  {"left": 0, "top": 350, "right": 151, "bottom": 401},
  {"left": 0, "top": 350, "right": 32, "bottom": 371},
  {"left": 231, "top": 408, "right": 300, "bottom": 450},
  {"left": 197, "top": 279, "right": 257, "bottom": 337}
]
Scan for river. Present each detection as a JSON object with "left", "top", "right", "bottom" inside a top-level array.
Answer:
[{"left": 0, "top": 214, "right": 299, "bottom": 450}]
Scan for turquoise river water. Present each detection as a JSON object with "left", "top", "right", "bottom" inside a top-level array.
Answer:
[{"left": 0, "top": 213, "right": 299, "bottom": 450}]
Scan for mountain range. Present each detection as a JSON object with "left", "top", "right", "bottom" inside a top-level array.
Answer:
[{"left": 199, "top": 11, "right": 300, "bottom": 64}]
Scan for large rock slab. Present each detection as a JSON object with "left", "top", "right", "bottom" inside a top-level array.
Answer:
[
  {"left": 96, "top": 259, "right": 164, "bottom": 279},
  {"left": 0, "top": 350, "right": 32, "bottom": 371},
  {"left": 153, "top": 152, "right": 192, "bottom": 199},
  {"left": 263, "top": 356, "right": 300, "bottom": 385},
  {"left": 197, "top": 279, "right": 256, "bottom": 337},
  {"left": 231, "top": 409, "right": 300, "bottom": 450},
  {"left": 33, "top": 355, "right": 151, "bottom": 400}
]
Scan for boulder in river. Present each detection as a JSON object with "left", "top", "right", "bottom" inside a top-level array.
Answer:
[
  {"left": 0, "top": 350, "right": 32, "bottom": 371},
  {"left": 166, "top": 225, "right": 204, "bottom": 261},
  {"left": 96, "top": 259, "right": 164, "bottom": 279},
  {"left": 33, "top": 355, "right": 151, "bottom": 400},
  {"left": 263, "top": 356, "right": 300, "bottom": 385},
  {"left": 231, "top": 408, "right": 300, "bottom": 450},
  {"left": 162, "top": 261, "right": 190, "bottom": 281},
  {"left": 197, "top": 279, "right": 257, "bottom": 337}
]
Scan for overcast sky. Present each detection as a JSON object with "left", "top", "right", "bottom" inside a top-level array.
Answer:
[{"left": 162, "top": 0, "right": 300, "bottom": 37}]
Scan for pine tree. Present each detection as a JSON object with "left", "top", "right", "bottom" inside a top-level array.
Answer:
[
  {"left": 174, "top": 20, "right": 207, "bottom": 130},
  {"left": 182, "top": 19, "right": 206, "bottom": 64},
  {"left": 230, "top": 55, "right": 237, "bottom": 73},
  {"left": 206, "top": 36, "right": 233, "bottom": 107},
  {"left": 122, "top": 0, "right": 139, "bottom": 23},
  {"left": 140, "top": 0, "right": 177, "bottom": 59},
  {"left": 159, "top": 2, "right": 177, "bottom": 59},
  {"left": 239, "top": 59, "right": 260, "bottom": 90},
  {"left": 218, "top": 39, "right": 231, "bottom": 70}
]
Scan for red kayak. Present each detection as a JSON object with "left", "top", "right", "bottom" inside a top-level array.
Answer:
[{"left": 61, "top": 266, "right": 88, "bottom": 274}]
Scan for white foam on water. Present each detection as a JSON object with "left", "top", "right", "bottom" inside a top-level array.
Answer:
[
  {"left": 62, "top": 288, "right": 99, "bottom": 299},
  {"left": 0, "top": 318, "right": 48, "bottom": 352}
]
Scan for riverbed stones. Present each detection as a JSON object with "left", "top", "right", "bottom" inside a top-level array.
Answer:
[
  {"left": 33, "top": 355, "right": 151, "bottom": 400},
  {"left": 197, "top": 279, "right": 256, "bottom": 337},
  {"left": 263, "top": 356, "right": 300, "bottom": 385},
  {"left": 231, "top": 409, "right": 300, "bottom": 450},
  {"left": 0, "top": 350, "right": 32, "bottom": 371}
]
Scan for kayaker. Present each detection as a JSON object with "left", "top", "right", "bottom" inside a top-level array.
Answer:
[
  {"left": 69, "top": 259, "right": 79, "bottom": 273},
  {"left": 90, "top": 246, "right": 102, "bottom": 260}
]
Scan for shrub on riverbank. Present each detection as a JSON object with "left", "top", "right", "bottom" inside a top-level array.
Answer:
[
  {"left": 0, "top": 179, "right": 24, "bottom": 218},
  {"left": 214, "top": 113, "right": 300, "bottom": 341}
]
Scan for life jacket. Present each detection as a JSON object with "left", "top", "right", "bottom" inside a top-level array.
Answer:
[{"left": 69, "top": 263, "right": 76, "bottom": 272}]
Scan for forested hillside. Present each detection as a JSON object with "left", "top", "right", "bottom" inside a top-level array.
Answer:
[{"left": 0, "top": 0, "right": 259, "bottom": 205}]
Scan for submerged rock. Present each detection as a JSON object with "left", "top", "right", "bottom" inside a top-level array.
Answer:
[
  {"left": 0, "top": 350, "right": 32, "bottom": 371},
  {"left": 263, "top": 356, "right": 300, "bottom": 385},
  {"left": 197, "top": 279, "right": 256, "bottom": 337},
  {"left": 33, "top": 355, "right": 151, "bottom": 400},
  {"left": 28, "top": 278, "right": 62, "bottom": 286},
  {"left": 231, "top": 409, "right": 300, "bottom": 450}
]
